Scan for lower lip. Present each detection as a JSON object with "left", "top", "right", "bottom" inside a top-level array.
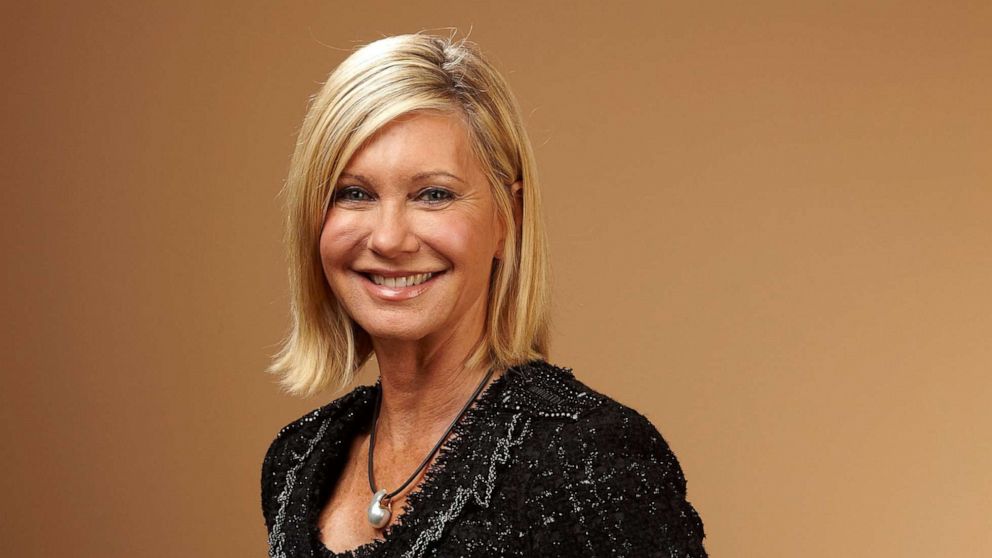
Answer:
[{"left": 358, "top": 272, "right": 444, "bottom": 301}]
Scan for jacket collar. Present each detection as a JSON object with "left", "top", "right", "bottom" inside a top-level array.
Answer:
[{"left": 274, "top": 360, "right": 597, "bottom": 558}]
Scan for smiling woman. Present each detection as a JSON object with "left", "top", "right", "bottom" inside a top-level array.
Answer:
[{"left": 262, "top": 33, "right": 706, "bottom": 558}]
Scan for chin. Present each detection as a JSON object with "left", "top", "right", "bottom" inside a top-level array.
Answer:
[{"left": 358, "top": 319, "right": 437, "bottom": 342}]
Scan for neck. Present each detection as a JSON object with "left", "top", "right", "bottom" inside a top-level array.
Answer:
[{"left": 369, "top": 325, "right": 500, "bottom": 456}]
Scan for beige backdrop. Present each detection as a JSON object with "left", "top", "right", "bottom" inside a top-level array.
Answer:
[{"left": 2, "top": 1, "right": 989, "bottom": 557}]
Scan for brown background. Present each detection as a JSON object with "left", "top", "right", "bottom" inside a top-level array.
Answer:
[{"left": 2, "top": 1, "right": 989, "bottom": 556}]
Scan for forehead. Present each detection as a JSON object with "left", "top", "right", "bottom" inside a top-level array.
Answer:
[{"left": 343, "top": 110, "right": 484, "bottom": 184}]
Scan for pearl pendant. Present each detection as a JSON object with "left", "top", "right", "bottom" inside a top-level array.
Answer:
[{"left": 367, "top": 489, "right": 391, "bottom": 529}]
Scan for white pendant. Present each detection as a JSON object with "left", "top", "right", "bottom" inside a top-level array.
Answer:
[{"left": 367, "top": 488, "right": 391, "bottom": 529}]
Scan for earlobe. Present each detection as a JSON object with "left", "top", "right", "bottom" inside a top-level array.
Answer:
[{"left": 495, "top": 226, "right": 506, "bottom": 260}]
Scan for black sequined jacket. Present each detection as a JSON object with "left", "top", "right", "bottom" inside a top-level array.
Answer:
[{"left": 261, "top": 360, "right": 707, "bottom": 557}]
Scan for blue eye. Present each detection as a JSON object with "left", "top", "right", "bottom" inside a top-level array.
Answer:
[
  {"left": 334, "top": 186, "right": 372, "bottom": 203},
  {"left": 417, "top": 188, "right": 455, "bottom": 204}
]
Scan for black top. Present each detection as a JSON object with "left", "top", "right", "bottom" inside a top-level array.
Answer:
[{"left": 261, "top": 360, "right": 707, "bottom": 557}]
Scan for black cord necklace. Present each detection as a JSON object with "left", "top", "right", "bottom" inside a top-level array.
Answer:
[{"left": 366, "top": 367, "right": 495, "bottom": 529}]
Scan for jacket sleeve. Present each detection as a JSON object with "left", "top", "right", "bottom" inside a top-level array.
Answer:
[{"left": 523, "top": 405, "right": 707, "bottom": 557}]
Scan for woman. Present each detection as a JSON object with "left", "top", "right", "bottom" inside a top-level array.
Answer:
[{"left": 261, "top": 34, "right": 706, "bottom": 557}]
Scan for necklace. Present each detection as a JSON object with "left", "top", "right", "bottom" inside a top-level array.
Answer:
[{"left": 366, "top": 367, "right": 495, "bottom": 529}]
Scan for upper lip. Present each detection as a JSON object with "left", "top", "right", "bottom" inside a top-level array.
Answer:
[{"left": 355, "top": 268, "right": 446, "bottom": 278}]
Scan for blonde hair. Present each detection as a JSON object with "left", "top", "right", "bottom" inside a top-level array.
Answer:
[{"left": 268, "top": 33, "right": 552, "bottom": 397}]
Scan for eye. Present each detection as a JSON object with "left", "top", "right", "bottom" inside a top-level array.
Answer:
[
  {"left": 334, "top": 186, "right": 373, "bottom": 204},
  {"left": 415, "top": 187, "right": 455, "bottom": 205}
]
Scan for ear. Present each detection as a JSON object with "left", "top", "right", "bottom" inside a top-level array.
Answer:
[
  {"left": 495, "top": 181, "right": 524, "bottom": 258},
  {"left": 510, "top": 180, "right": 523, "bottom": 229}
]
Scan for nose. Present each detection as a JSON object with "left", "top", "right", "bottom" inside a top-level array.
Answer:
[{"left": 367, "top": 204, "right": 420, "bottom": 257}]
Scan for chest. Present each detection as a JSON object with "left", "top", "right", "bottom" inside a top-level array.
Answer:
[
  {"left": 316, "top": 471, "right": 382, "bottom": 552},
  {"left": 316, "top": 433, "right": 431, "bottom": 554}
]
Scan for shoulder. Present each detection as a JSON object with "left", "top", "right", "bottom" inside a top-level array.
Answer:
[
  {"left": 499, "top": 360, "right": 671, "bottom": 441},
  {"left": 505, "top": 359, "right": 687, "bottom": 478},
  {"left": 497, "top": 359, "right": 612, "bottom": 420},
  {"left": 501, "top": 359, "right": 695, "bottom": 504},
  {"left": 504, "top": 360, "right": 707, "bottom": 556}
]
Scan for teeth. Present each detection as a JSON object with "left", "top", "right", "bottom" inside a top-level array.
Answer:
[{"left": 370, "top": 272, "right": 434, "bottom": 288}]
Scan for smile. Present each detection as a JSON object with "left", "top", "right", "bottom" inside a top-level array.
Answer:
[
  {"left": 357, "top": 270, "right": 446, "bottom": 301},
  {"left": 369, "top": 272, "right": 435, "bottom": 288}
]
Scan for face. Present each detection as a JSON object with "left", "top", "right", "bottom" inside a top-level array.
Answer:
[{"left": 319, "top": 111, "right": 506, "bottom": 343}]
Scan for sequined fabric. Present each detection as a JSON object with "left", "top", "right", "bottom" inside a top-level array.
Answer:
[{"left": 261, "top": 360, "right": 707, "bottom": 557}]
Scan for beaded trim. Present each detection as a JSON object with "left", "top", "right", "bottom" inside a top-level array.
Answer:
[{"left": 268, "top": 415, "right": 330, "bottom": 558}]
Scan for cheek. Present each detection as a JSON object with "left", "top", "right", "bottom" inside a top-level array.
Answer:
[
  {"left": 424, "top": 213, "right": 498, "bottom": 273},
  {"left": 319, "top": 214, "right": 364, "bottom": 268}
]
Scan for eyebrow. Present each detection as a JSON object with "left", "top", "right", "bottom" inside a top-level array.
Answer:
[
  {"left": 337, "top": 172, "right": 373, "bottom": 185},
  {"left": 337, "top": 171, "right": 466, "bottom": 185},
  {"left": 410, "top": 170, "right": 467, "bottom": 184}
]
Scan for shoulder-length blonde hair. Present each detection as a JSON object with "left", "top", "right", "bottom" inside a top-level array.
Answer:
[{"left": 268, "top": 33, "right": 552, "bottom": 397}]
